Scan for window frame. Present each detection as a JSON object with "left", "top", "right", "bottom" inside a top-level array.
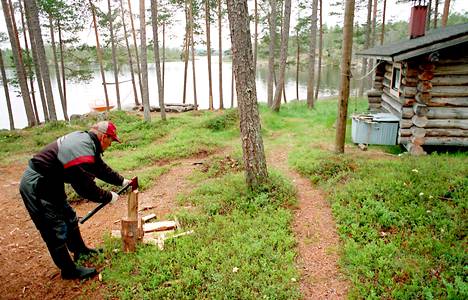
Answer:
[{"left": 390, "top": 63, "right": 402, "bottom": 97}]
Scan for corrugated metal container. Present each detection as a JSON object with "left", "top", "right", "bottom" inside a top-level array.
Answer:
[{"left": 351, "top": 113, "right": 400, "bottom": 145}]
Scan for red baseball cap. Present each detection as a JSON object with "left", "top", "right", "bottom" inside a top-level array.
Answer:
[{"left": 92, "top": 121, "right": 121, "bottom": 143}]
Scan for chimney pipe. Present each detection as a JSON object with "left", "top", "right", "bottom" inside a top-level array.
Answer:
[{"left": 409, "top": 5, "right": 428, "bottom": 39}]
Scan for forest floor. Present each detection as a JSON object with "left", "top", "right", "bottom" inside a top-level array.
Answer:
[{"left": 0, "top": 141, "right": 349, "bottom": 299}]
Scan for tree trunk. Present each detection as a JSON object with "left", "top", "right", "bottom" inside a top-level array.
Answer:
[
  {"left": 150, "top": 0, "right": 166, "bottom": 121},
  {"left": 306, "top": 0, "right": 318, "bottom": 108},
  {"left": 58, "top": 22, "right": 67, "bottom": 112},
  {"left": 120, "top": 0, "right": 139, "bottom": 105},
  {"left": 371, "top": 0, "right": 377, "bottom": 47},
  {"left": 231, "top": 66, "right": 234, "bottom": 108},
  {"left": 189, "top": 0, "right": 198, "bottom": 108},
  {"left": 183, "top": 0, "right": 189, "bottom": 104},
  {"left": 295, "top": 25, "right": 299, "bottom": 100},
  {"left": 0, "top": 49, "right": 14, "bottom": 130},
  {"left": 108, "top": 0, "right": 121, "bottom": 110},
  {"left": 25, "top": 0, "right": 48, "bottom": 122},
  {"left": 272, "top": 0, "right": 291, "bottom": 111},
  {"left": 218, "top": 0, "right": 224, "bottom": 109},
  {"left": 205, "top": 0, "right": 214, "bottom": 110},
  {"left": 441, "top": 0, "right": 450, "bottom": 27},
  {"left": 128, "top": 0, "right": 144, "bottom": 101},
  {"left": 89, "top": 0, "right": 110, "bottom": 111},
  {"left": 267, "top": 0, "right": 277, "bottom": 107},
  {"left": 226, "top": 0, "right": 268, "bottom": 189},
  {"left": 2, "top": 0, "right": 35, "bottom": 126},
  {"left": 314, "top": 0, "right": 323, "bottom": 100},
  {"left": 162, "top": 21, "right": 165, "bottom": 101},
  {"left": 24, "top": 0, "right": 57, "bottom": 121},
  {"left": 380, "top": 0, "right": 386, "bottom": 45},
  {"left": 426, "top": 0, "right": 432, "bottom": 31},
  {"left": 254, "top": 0, "right": 258, "bottom": 73},
  {"left": 140, "top": 0, "right": 151, "bottom": 121},
  {"left": 433, "top": 0, "right": 439, "bottom": 29},
  {"left": 358, "top": 0, "right": 372, "bottom": 97},
  {"left": 49, "top": 16, "right": 68, "bottom": 121},
  {"left": 335, "top": 0, "right": 355, "bottom": 153},
  {"left": 18, "top": 0, "right": 39, "bottom": 124}
]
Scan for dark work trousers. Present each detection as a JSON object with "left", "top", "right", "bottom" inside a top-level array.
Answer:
[{"left": 19, "top": 166, "right": 79, "bottom": 253}]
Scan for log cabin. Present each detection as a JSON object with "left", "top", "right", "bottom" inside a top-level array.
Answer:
[{"left": 356, "top": 5, "right": 468, "bottom": 155}]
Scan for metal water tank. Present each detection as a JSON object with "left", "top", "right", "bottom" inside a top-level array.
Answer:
[{"left": 351, "top": 113, "right": 400, "bottom": 145}]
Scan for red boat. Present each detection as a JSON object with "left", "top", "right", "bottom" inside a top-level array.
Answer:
[{"left": 91, "top": 105, "right": 115, "bottom": 112}]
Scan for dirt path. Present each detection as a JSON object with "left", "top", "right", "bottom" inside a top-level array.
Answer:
[
  {"left": 0, "top": 155, "right": 206, "bottom": 300},
  {"left": 267, "top": 147, "right": 349, "bottom": 299}
]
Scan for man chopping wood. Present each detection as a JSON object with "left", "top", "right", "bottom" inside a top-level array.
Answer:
[{"left": 19, "top": 121, "right": 131, "bottom": 280}]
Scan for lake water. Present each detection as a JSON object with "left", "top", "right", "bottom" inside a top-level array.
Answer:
[{"left": 0, "top": 56, "right": 357, "bottom": 130}]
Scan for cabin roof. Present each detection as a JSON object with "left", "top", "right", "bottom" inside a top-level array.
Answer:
[{"left": 356, "top": 23, "right": 468, "bottom": 62}]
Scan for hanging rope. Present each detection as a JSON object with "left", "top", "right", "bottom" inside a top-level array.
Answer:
[
  {"left": 105, "top": 79, "right": 133, "bottom": 85},
  {"left": 353, "top": 60, "right": 385, "bottom": 81}
]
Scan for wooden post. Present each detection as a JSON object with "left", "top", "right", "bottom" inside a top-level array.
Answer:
[{"left": 121, "top": 189, "right": 139, "bottom": 253}]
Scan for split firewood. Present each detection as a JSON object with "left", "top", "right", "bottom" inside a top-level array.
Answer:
[
  {"left": 143, "top": 236, "right": 165, "bottom": 250},
  {"left": 139, "top": 205, "right": 156, "bottom": 212},
  {"left": 142, "top": 213, "right": 156, "bottom": 223},
  {"left": 143, "top": 221, "right": 177, "bottom": 233},
  {"left": 358, "top": 143, "right": 368, "bottom": 151}
]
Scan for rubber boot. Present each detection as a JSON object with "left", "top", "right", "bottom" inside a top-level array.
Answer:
[
  {"left": 67, "top": 226, "right": 102, "bottom": 262},
  {"left": 50, "top": 245, "right": 97, "bottom": 280}
]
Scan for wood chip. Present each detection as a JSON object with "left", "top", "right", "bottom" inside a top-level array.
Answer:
[
  {"left": 142, "top": 213, "right": 156, "bottom": 223},
  {"left": 143, "top": 221, "right": 177, "bottom": 233},
  {"left": 111, "top": 230, "right": 121, "bottom": 238},
  {"left": 139, "top": 205, "right": 156, "bottom": 212}
]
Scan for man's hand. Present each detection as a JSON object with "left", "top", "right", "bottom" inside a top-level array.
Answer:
[
  {"left": 110, "top": 192, "right": 119, "bottom": 204},
  {"left": 122, "top": 178, "right": 131, "bottom": 186}
]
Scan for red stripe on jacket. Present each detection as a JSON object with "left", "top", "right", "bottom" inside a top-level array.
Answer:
[{"left": 63, "top": 155, "right": 95, "bottom": 169}]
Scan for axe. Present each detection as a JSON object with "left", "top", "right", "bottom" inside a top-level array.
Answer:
[{"left": 79, "top": 176, "right": 138, "bottom": 224}]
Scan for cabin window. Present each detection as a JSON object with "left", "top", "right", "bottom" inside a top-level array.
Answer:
[{"left": 390, "top": 63, "right": 402, "bottom": 97}]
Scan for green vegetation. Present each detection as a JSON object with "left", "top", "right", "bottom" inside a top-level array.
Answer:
[
  {"left": 2, "top": 99, "right": 466, "bottom": 299},
  {"left": 287, "top": 104, "right": 468, "bottom": 298}
]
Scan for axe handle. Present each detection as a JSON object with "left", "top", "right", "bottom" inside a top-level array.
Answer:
[
  {"left": 79, "top": 178, "right": 135, "bottom": 224},
  {"left": 79, "top": 201, "right": 109, "bottom": 224}
]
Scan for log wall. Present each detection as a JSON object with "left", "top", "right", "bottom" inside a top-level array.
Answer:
[
  {"left": 365, "top": 44, "right": 468, "bottom": 154},
  {"left": 366, "top": 61, "right": 385, "bottom": 111},
  {"left": 398, "top": 46, "right": 468, "bottom": 154}
]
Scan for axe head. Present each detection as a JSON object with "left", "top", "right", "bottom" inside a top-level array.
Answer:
[{"left": 130, "top": 176, "right": 138, "bottom": 191}]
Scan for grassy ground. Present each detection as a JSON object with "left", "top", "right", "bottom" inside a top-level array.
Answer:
[{"left": 1, "top": 99, "right": 466, "bottom": 299}]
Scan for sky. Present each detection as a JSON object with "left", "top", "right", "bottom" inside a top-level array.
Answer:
[{"left": 1, "top": 0, "right": 468, "bottom": 50}]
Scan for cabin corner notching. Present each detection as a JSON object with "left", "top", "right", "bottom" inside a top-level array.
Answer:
[{"left": 356, "top": 23, "right": 468, "bottom": 154}]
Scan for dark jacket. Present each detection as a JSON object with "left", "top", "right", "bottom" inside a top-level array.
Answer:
[{"left": 29, "top": 131, "right": 123, "bottom": 203}]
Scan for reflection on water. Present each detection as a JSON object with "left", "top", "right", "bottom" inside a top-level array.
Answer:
[{"left": 0, "top": 56, "right": 358, "bottom": 129}]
